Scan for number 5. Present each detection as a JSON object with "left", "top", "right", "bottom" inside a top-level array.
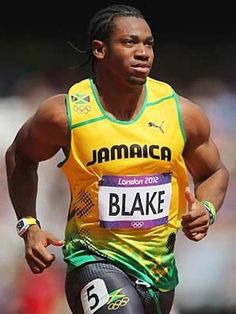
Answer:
[
  {"left": 81, "top": 278, "right": 109, "bottom": 314},
  {"left": 87, "top": 285, "right": 99, "bottom": 310}
]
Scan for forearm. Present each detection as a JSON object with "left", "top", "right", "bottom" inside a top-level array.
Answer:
[
  {"left": 5, "top": 145, "right": 39, "bottom": 219},
  {"left": 194, "top": 165, "right": 229, "bottom": 212}
]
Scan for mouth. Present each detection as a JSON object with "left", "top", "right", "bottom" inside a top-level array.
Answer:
[{"left": 131, "top": 63, "right": 151, "bottom": 75}]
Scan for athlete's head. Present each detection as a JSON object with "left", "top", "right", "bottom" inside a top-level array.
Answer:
[{"left": 88, "top": 4, "right": 154, "bottom": 85}]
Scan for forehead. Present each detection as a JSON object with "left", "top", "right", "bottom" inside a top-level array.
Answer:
[{"left": 112, "top": 16, "right": 152, "bottom": 38}]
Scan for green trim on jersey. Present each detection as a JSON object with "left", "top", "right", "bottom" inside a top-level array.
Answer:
[
  {"left": 71, "top": 115, "right": 106, "bottom": 129},
  {"left": 90, "top": 78, "right": 148, "bottom": 125},
  {"left": 146, "top": 93, "right": 175, "bottom": 107},
  {"left": 173, "top": 92, "right": 187, "bottom": 143}
]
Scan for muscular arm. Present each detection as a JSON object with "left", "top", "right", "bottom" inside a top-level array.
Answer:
[
  {"left": 179, "top": 95, "right": 229, "bottom": 241},
  {"left": 5, "top": 94, "right": 69, "bottom": 272},
  {"left": 181, "top": 96, "right": 229, "bottom": 210},
  {"left": 6, "top": 94, "right": 69, "bottom": 217}
]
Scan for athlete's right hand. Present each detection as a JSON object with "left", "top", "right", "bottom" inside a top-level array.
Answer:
[
  {"left": 181, "top": 187, "right": 210, "bottom": 242},
  {"left": 23, "top": 224, "right": 65, "bottom": 274}
]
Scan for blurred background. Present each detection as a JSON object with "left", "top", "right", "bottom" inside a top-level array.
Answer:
[{"left": 1, "top": 1, "right": 235, "bottom": 313}]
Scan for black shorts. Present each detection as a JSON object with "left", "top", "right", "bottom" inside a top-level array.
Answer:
[{"left": 65, "top": 262, "right": 174, "bottom": 314}]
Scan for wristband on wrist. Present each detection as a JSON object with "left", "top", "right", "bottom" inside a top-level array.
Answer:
[
  {"left": 201, "top": 200, "right": 216, "bottom": 225},
  {"left": 16, "top": 216, "right": 41, "bottom": 237}
]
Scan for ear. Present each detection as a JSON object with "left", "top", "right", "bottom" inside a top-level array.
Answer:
[{"left": 92, "top": 40, "right": 106, "bottom": 59}]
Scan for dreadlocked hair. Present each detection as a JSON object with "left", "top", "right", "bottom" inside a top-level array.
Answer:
[
  {"left": 88, "top": 4, "right": 144, "bottom": 45},
  {"left": 71, "top": 5, "right": 144, "bottom": 72},
  {"left": 85, "top": 4, "right": 144, "bottom": 72}
]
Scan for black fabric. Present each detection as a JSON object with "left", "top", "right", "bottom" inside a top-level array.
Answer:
[{"left": 65, "top": 262, "right": 174, "bottom": 314}]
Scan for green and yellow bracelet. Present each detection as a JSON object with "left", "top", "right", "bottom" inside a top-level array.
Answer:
[{"left": 201, "top": 200, "right": 216, "bottom": 225}]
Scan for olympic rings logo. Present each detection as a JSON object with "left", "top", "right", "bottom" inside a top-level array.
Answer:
[
  {"left": 73, "top": 104, "right": 91, "bottom": 114},
  {"left": 107, "top": 296, "right": 129, "bottom": 310},
  {"left": 131, "top": 221, "right": 144, "bottom": 228}
]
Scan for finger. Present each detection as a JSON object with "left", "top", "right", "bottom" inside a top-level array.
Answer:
[
  {"left": 28, "top": 261, "right": 45, "bottom": 274},
  {"left": 26, "top": 252, "right": 49, "bottom": 272},
  {"left": 185, "top": 187, "right": 195, "bottom": 212},
  {"left": 181, "top": 213, "right": 192, "bottom": 223},
  {"left": 30, "top": 264, "right": 44, "bottom": 274},
  {"left": 181, "top": 210, "right": 201, "bottom": 223},
  {"left": 190, "top": 232, "right": 206, "bottom": 241},
  {"left": 183, "top": 231, "right": 206, "bottom": 242},
  {"left": 26, "top": 244, "right": 55, "bottom": 266},
  {"left": 33, "top": 247, "right": 55, "bottom": 264},
  {"left": 182, "top": 216, "right": 209, "bottom": 229},
  {"left": 182, "top": 225, "right": 208, "bottom": 235},
  {"left": 47, "top": 235, "right": 65, "bottom": 247}
]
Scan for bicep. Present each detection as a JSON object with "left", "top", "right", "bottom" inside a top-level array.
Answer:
[
  {"left": 181, "top": 96, "right": 222, "bottom": 183},
  {"left": 12, "top": 95, "right": 68, "bottom": 162},
  {"left": 184, "top": 137, "right": 222, "bottom": 183},
  {"left": 14, "top": 117, "right": 61, "bottom": 162}
]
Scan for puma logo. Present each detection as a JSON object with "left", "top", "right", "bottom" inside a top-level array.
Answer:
[{"left": 148, "top": 121, "right": 164, "bottom": 134}]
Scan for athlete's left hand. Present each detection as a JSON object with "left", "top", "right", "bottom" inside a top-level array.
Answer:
[{"left": 181, "top": 188, "right": 210, "bottom": 241}]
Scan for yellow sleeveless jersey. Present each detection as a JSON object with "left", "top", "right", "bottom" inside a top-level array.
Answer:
[{"left": 60, "top": 77, "right": 188, "bottom": 291}]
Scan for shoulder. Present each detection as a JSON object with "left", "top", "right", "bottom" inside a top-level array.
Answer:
[
  {"left": 8, "top": 94, "right": 69, "bottom": 161},
  {"left": 33, "top": 94, "right": 66, "bottom": 128},
  {"left": 177, "top": 94, "right": 211, "bottom": 144},
  {"left": 34, "top": 94, "right": 66, "bottom": 119},
  {"left": 29, "top": 93, "right": 69, "bottom": 147}
]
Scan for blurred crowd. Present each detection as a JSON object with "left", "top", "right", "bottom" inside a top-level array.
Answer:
[{"left": 0, "top": 49, "right": 235, "bottom": 313}]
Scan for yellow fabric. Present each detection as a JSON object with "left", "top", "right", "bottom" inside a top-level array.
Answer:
[{"left": 60, "top": 77, "right": 188, "bottom": 291}]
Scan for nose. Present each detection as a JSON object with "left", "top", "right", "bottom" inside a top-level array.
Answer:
[{"left": 134, "top": 43, "right": 151, "bottom": 60}]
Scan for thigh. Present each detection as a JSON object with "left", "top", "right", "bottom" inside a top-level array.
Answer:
[
  {"left": 132, "top": 278, "right": 174, "bottom": 314},
  {"left": 65, "top": 262, "right": 145, "bottom": 314}
]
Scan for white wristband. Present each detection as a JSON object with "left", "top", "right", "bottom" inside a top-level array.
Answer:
[{"left": 16, "top": 217, "right": 41, "bottom": 237}]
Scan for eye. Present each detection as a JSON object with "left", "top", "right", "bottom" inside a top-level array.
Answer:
[
  {"left": 124, "top": 39, "right": 134, "bottom": 46},
  {"left": 145, "top": 40, "right": 154, "bottom": 48}
]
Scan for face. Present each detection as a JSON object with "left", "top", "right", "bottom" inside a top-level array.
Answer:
[{"left": 95, "top": 16, "right": 154, "bottom": 86}]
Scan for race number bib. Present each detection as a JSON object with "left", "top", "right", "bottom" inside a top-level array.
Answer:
[
  {"left": 81, "top": 278, "right": 109, "bottom": 314},
  {"left": 98, "top": 173, "right": 172, "bottom": 229}
]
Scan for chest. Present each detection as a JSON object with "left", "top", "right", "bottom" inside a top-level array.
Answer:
[{"left": 70, "top": 104, "right": 184, "bottom": 175}]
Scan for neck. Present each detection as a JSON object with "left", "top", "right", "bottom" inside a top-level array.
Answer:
[{"left": 93, "top": 77, "right": 146, "bottom": 121}]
